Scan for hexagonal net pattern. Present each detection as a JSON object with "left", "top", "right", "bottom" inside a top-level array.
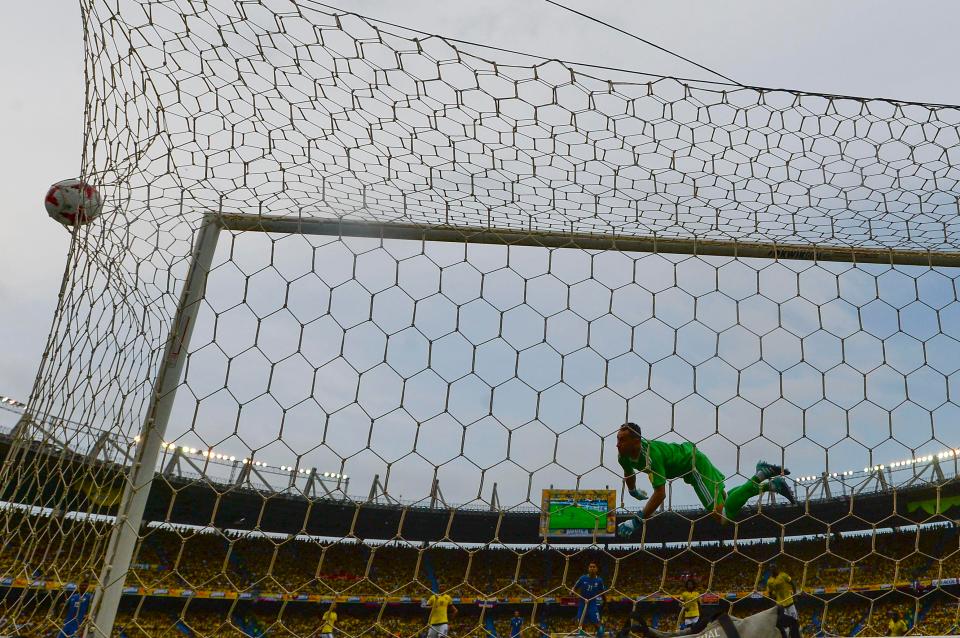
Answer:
[{"left": 3, "top": 0, "right": 960, "bottom": 636}]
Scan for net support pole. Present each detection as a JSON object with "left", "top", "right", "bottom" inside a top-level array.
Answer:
[{"left": 89, "top": 215, "right": 221, "bottom": 638}]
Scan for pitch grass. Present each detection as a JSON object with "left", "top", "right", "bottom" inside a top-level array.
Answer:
[{"left": 548, "top": 500, "right": 607, "bottom": 531}]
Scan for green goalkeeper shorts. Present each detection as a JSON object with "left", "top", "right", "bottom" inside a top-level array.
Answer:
[{"left": 683, "top": 451, "right": 727, "bottom": 510}]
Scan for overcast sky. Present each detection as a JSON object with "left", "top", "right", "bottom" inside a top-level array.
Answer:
[{"left": 3, "top": 1, "right": 960, "bottom": 509}]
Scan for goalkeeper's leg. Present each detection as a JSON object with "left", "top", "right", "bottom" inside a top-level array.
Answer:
[
  {"left": 688, "top": 452, "right": 727, "bottom": 523},
  {"left": 717, "top": 458, "right": 795, "bottom": 519},
  {"left": 722, "top": 479, "right": 763, "bottom": 519},
  {"left": 724, "top": 476, "right": 796, "bottom": 519}
]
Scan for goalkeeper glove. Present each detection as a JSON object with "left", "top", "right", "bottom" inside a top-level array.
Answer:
[
  {"left": 617, "top": 514, "right": 642, "bottom": 538},
  {"left": 629, "top": 488, "right": 648, "bottom": 501}
]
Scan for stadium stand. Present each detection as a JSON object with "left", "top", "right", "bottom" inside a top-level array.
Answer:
[{"left": 2, "top": 509, "right": 960, "bottom": 636}]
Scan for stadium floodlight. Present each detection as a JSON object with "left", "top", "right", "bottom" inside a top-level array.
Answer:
[{"left": 0, "top": 395, "right": 27, "bottom": 408}]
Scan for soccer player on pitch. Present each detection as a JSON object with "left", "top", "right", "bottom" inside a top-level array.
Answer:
[
  {"left": 511, "top": 610, "right": 523, "bottom": 638},
  {"left": 58, "top": 582, "right": 93, "bottom": 638},
  {"left": 573, "top": 561, "right": 606, "bottom": 637},
  {"left": 888, "top": 610, "right": 909, "bottom": 637},
  {"left": 320, "top": 601, "right": 337, "bottom": 638},
  {"left": 424, "top": 582, "right": 458, "bottom": 638},
  {"left": 765, "top": 562, "right": 798, "bottom": 620},
  {"left": 676, "top": 579, "right": 701, "bottom": 630},
  {"left": 615, "top": 422, "right": 795, "bottom": 537}
]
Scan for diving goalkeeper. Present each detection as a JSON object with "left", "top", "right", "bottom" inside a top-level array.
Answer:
[{"left": 616, "top": 422, "right": 795, "bottom": 537}]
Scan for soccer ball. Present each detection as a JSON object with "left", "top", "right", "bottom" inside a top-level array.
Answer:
[{"left": 44, "top": 179, "right": 104, "bottom": 226}]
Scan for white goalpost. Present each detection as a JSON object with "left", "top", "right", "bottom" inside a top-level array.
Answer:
[{"left": 89, "top": 217, "right": 222, "bottom": 637}]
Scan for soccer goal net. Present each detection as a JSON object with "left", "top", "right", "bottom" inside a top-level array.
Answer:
[{"left": 2, "top": 1, "right": 960, "bottom": 637}]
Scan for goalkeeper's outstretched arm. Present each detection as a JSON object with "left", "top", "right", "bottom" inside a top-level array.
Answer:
[
  {"left": 640, "top": 484, "right": 665, "bottom": 519},
  {"left": 617, "top": 423, "right": 658, "bottom": 537},
  {"left": 625, "top": 469, "right": 664, "bottom": 519},
  {"left": 618, "top": 470, "right": 661, "bottom": 537}
]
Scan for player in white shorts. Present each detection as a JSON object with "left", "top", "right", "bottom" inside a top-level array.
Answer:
[
  {"left": 424, "top": 584, "right": 457, "bottom": 638},
  {"left": 677, "top": 579, "right": 701, "bottom": 630},
  {"left": 765, "top": 563, "right": 798, "bottom": 619}
]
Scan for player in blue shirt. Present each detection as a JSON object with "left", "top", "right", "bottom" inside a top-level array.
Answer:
[
  {"left": 58, "top": 584, "right": 93, "bottom": 638},
  {"left": 573, "top": 561, "right": 606, "bottom": 637},
  {"left": 510, "top": 610, "right": 523, "bottom": 638}
]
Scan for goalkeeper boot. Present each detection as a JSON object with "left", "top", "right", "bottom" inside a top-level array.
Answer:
[
  {"left": 755, "top": 461, "right": 789, "bottom": 481},
  {"left": 769, "top": 476, "right": 797, "bottom": 505}
]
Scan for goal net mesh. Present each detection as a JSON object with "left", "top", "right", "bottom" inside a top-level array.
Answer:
[{"left": 2, "top": 0, "right": 960, "bottom": 636}]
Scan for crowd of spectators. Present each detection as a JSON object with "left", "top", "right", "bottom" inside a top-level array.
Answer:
[
  {"left": 3, "top": 515, "right": 960, "bottom": 636},
  {"left": 3, "top": 518, "right": 958, "bottom": 598}
]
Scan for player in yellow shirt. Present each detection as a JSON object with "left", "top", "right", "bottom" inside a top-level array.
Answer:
[
  {"left": 320, "top": 602, "right": 337, "bottom": 638},
  {"left": 424, "top": 583, "right": 458, "bottom": 638},
  {"left": 888, "top": 610, "right": 909, "bottom": 636},
  {"left": 765, "top": 563, "right": 797, "bottom": 620},
  {"left": 677, "top": 579, "right": 701, "bottom": 630}
]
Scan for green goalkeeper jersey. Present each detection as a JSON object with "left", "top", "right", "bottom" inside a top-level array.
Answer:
[{"left": 618, "top": 439, "right": 700, "bottom": 488}]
